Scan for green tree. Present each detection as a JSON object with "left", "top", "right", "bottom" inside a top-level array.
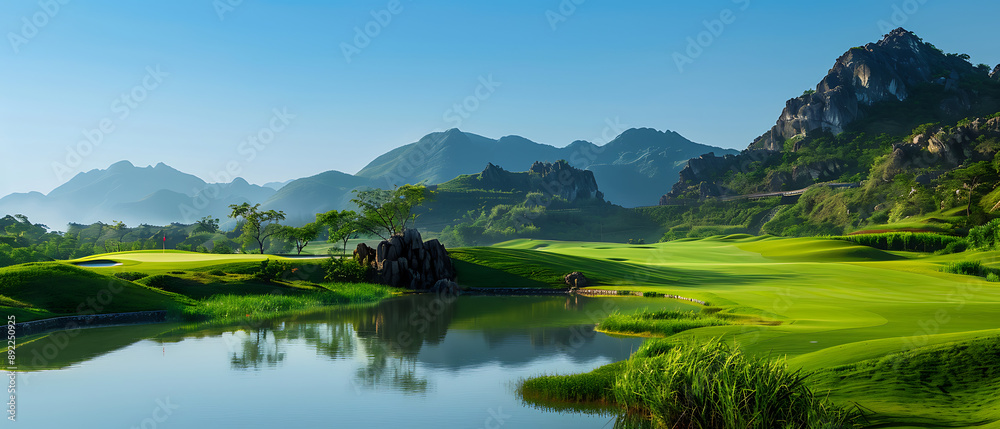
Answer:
[
  {"left": 104, "top": 220, "right": 128, "bottom": 253},
  {"left": 946, "top": 161, "right": 999, "bottom": 217},
  {"left": 318, "top": 210, "right": 359, "bottom": 256},
  {"left": 350, "top": 185, "right": 428, "bottom": 240},
  {"left": 228, "top": 203, "right": 287, "bottom": 254},
  {"left": 192, "top": 216, "right": 220, "bottom": 234},
  {"left": 278, "top": 222, "right": 321, "bottom": 255}
]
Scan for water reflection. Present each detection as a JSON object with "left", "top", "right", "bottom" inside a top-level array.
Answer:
[
  {"left": 18, "top": 294, "right": 696, "bottom": 428},
  {"left": 228, "top": 329, "right": 285, "bottom": 370},
  {"left": 217, "top": 294, "right": 654, "bottom": 392}
]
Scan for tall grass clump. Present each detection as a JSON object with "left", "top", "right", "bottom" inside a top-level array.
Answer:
[
  {"left": 599, "top": 310, "right": 728, "bottom": 337},
  {"left": 183, "top": 283, "right": 393, "bottom": 321},
  {"left": 518, "top": 361, "right": 626, "bottom": 408},
  {"left": 612, "top": 340, "right": 865, "bottom": 428}
]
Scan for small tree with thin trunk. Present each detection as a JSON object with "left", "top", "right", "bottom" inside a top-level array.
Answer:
[
  {"left": 318, "top": 210, "right": 359, "bottom": 256},
  {"left": 228, "top": 203, "right": 286, "bottom": 254},
  {"left": 350, "top": 185, "right": 428, "bottom": 240},
  {"left": 278, "top": 222, "right": 320, "bottom": 255}
]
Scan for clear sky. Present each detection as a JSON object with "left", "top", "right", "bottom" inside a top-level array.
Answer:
[{"left": 1, "top": 0, "right": 997, "bottom": 197}]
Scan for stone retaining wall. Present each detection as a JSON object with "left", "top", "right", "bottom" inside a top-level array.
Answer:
[
  {"left": 574, "top": 289, "right": 709, "bottom": 305},
  {"left": 461, "top": 288, "right": 709, "bottom": 305},
  {"left": 14, "top": 310, "right": 168, "bottom": 337}
]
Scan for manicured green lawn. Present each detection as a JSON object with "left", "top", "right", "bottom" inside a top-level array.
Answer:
[
  {"left": 456, "top": 236, "right": 1000, "bottom": 427},
  {"left": 0, "top": 251, "right": 395, "bottom": 323}
]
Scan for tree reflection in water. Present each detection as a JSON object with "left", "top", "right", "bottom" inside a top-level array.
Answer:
[{"left": 228, "top": 328, "right": 286, "bottom": 370}]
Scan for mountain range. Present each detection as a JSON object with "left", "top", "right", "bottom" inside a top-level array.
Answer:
[{"left": 0, "top": 128, "right": 733, "bottom": 229}]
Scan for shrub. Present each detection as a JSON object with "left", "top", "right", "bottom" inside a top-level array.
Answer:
[
  {"left": 968, "top": 219, "right": 1000, "bottom": 249},
  {"left": 253, "top": 259, "right": 288, "bottom": 283},
  {"left": 833, "top": 232, "right": 962, "bottom": 253},
  {"left": 643, "top": 291, "right": 662, "bottom": 298},
  {"left": 325, "top": 258, "right": 370, "bottom": 283},
  {"left": 113, "top": 271, "right": 148, "bottom": 281},
  {"left": 616, "top": 290, "right": 633, "bottom": 296},
  {"left": 988, "top": 272, "right": 1000, "bottom": 282},
  {"left": 943, "top": 261, "right": 983, "bottom": 276},
  {"left": 137, "top": 274, "right": 174, "bottom": 289},
  {"left": 211, "top": 241, "right": 234, "bottom": 254},
  {"left": 209, "top": 269, "right": 226, "bottom": 276},
  {"left": 938, "top": 239, "right": 970, "bottom": 254}
]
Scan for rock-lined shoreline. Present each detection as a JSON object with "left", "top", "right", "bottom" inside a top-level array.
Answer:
[{"left": 13, "top": 310, "right": 167, "bottom": 337}]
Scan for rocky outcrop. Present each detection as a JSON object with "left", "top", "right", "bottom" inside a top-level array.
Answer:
[
  {"left": 527, "top": 160, "right": 603, "bottom": 202},
  {"left": 883, "top": 117, "right": 1000, "bottom": 179},
  {"left": 564, "top": 271, "right": 589, "bottom": 288},
  {"left": 659, "top": 28, "right": 997, "bottom": 204},
  {"left": 357, "top": 229, "right": 456, "bottom": 290},
  {"left": 752, "top": 28, "right": 980, "bottom": 151},
  {"left": 468, "top": 160, "right": 604, "bottom": 202},
  {"left": 353, "top": 242, "right": 376, "bottom": 266},
  {"left": 992, "top": 65, "right": 1000, "bottom": 81},
  {"left": 660, "top": 151, "right": 779, "bottom": 202}
]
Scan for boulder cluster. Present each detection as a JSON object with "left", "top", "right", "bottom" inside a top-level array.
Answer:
[
  {"left": 564, "top": 271, "right": 589, "bottom": 288},
  {"left": 354, "top": 229, "right": 457, "bottom": 290}
]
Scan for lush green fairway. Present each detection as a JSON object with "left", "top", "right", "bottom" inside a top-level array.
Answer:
[
  {"left": 0, "top": 262, "right": 193, "bottom": 320},
  {"left": 0, "top": 250, "right": 395, "bottom": 323},
  {"left": 457, "top": 237, "right": 1000, "bottom": 427}
]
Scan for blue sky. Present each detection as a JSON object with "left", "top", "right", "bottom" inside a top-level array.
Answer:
[{"left": 1, "top": 0, "right": 997, "bottom": 197}]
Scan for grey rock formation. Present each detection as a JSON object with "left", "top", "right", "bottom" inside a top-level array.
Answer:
[
  {"left": 992, "top": 64, "right": 1000, "bottom": 81},
  {"left": 660, "top": 28, "right": 995, "bottom": 204},
  {"left": 752, "top": 28, "right": 970, "bottom": 151},
  {"left": 564, "top": 271, "right": 589, "bottom": 288},
  {"left": 457, "top": 160, "right": 605, "bottom": 203},
  {"left": 883, "top": 117, "right": 1000, "bottom": 179},
  {"left": 359, "top": 229, "right": 456, "bottom": 290},
  {"left": 527, "top": 161, "right": 604, "bottom": 202}
]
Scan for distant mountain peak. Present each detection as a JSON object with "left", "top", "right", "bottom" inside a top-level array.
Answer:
[{"left": 108, "top": 160, "right": 135, "bottom": 170}]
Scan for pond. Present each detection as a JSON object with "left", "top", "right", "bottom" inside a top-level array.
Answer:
[
  {"left": 70, "top": 259, "right": 123, "bottom": 268},
  {"left": 15, "top": 294, "right": 698, "bottom": 428}
]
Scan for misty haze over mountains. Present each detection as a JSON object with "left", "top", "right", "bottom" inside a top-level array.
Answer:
[{"left": 0, "top": 128, "right": 734, "bottom": 229}]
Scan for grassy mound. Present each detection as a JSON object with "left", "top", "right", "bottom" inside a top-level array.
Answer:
[
  {"left": 812, "top": 336, "right": 1000, "bottom": 427},
  {"left": 0, "top": 262, "right": 191, "bottom": 320},
  {"left": 739, "top": 237, "right": 903, "bottom": 262},
  {"left": 449, "top": 245, "right": 686, "bottom": 288}
]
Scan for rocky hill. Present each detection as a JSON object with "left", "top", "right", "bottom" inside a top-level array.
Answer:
[{"left": 662, "top": 28, "right": 1000, "bottom": 204}]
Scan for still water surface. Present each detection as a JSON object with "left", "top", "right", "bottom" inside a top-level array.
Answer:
[{"left": 17, "top": 294, "right": 696, "bottom": 428}]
